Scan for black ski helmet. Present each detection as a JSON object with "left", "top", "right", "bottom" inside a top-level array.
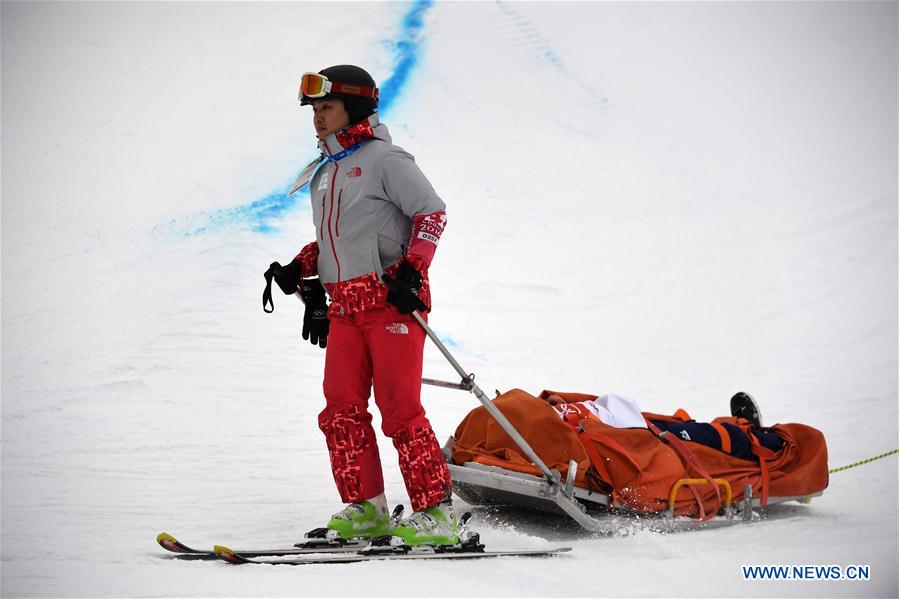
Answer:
[{"left": 301, "top": 65, "right": 379, "bottom": 125}]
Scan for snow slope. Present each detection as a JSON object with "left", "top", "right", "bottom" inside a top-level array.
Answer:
[{"left": 2, "top": 1, "right": 896, "bottom": 597}]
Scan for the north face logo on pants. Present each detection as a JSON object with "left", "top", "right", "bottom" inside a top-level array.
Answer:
[{"left": 385, "top": 323, "right": 409, "bottom": 335}]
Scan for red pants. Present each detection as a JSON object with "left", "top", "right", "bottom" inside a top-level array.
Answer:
[{"left": 318, "top": 305, "right": 451, "bottom": 512}]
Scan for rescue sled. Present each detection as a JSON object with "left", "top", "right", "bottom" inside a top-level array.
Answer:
[
  {"left": 414, "top": 313, "right": 828, "bottom": 533},
  {"left": 442, "top": 444, "right": 823, "bottom": 532}
]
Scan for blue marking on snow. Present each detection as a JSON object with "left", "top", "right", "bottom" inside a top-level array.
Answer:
[
  {"left": 495, "top": 1, "right": 609, "bottom": 106},
  {"left": 495, "top": 2, "right": 566, "bottom": 72},
  {"left": 438, "top": 333, "right": 458, "bottom": 349},
  {"left": 173, "top": 188, "right": 300, "bottom": 236},
  {"left": 169, "top": 0, "right": 433, "bottom": 237},
  {"left": 378, "top": 0, "right": 431, "bottom": 115},
  {"left": 427, "top": 331, "right": 491, "bottom": 363}
]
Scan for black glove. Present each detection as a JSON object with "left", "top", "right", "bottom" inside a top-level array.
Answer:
[
  {"left": 299, "top": 278, "right": 329, "bottom": 348},
  {"left": 263, "top": 260, "right": 303, "bottom": 313},
  {"left": 381, "top": 260, "right": 428, "bottom": 315},
  {"left": 272, "top": 260, "right": 302, "bottom": 295}
]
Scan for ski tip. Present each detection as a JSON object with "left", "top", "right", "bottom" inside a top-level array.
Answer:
[
  {"left": 157, "top": 532, "right": 188, "bottom": 553},
  {"left": 214, "top": 545, "right": 249, "bottom": 564}
]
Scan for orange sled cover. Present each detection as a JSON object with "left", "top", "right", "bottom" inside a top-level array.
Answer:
[{"left": 451, "top": 389, "right": 829, "bottom": 517}]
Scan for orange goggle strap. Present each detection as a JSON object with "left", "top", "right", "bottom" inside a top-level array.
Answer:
[{"left": 300, "top": 72, "right": 379, "bottom": 101}]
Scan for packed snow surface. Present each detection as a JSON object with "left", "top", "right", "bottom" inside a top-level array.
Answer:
[{"left": 2, "top": 2, "right": 896, "bottom": 597}]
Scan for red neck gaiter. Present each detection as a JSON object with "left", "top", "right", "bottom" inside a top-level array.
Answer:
[{"left": 335, "top": 118, "right": 375, "bottom": 148}]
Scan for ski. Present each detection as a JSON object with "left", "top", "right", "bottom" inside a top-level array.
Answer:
[
  {"left": 158, "top": 509, "right": 569, "bottom": 565},
  {"left": 156, "top": 532, "right": 369, "bottom": 560},
  {"left": 156, "top": 505, "right": 405, "bottom": 559},
  {"left": 213, "top": 543, "right": 572, "bottom": 566}
]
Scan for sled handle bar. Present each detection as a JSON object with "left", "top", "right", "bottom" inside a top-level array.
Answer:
[
  {"left": 411, "top": 311, "right": 617, "bottom": 534},
  {"left": 411, "top": 311, "right": 559, "bottom": 484},
  {"left": 422, "top": 377, "right": 473, "bottom": 391}
]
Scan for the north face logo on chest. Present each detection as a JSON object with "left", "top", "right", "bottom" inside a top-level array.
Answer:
[
  {"left": 346, "top": 167, "right": 362, "bottom": 178},
  {"left": 317, "top": 171, "right": 330, "bottom": 191}
]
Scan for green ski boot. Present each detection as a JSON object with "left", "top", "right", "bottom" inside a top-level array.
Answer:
[
  {"left": 326, "top": 500, "right": 393, "bottom": 540},
  {"left": 391, "top": 501, "right": 459, "bottom": 547}
]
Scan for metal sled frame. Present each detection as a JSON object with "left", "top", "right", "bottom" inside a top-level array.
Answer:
[
  {"left": 441, "top": 447, "right": 823, "bottom": 531},
  {"left": 413, "top": 312, "right": 823, "bottom": 533},
  {"left": 440, "top": 446, "right": 609, "bottom": 512}
]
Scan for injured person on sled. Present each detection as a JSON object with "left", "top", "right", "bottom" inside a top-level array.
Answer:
[
  {"left": 449, "top": 388, "right": 829, "bottom": 519},
  {"left": 544, "top": 391, "right": 785, "bottom": 461}
]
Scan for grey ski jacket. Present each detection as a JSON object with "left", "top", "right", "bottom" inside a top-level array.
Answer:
[{"left": 293, "top": 113, "right": 447, "bottom": 316}]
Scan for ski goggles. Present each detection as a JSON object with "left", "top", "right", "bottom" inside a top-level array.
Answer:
[{"left": 299, "top": 72, "right": 379, "bottom": 102}]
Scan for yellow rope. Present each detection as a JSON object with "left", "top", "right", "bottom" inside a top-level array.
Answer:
[{"left": 829, "top": 449, "right": 899, "bottom": 474}]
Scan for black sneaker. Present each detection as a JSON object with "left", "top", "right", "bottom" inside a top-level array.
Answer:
[{"left": 730, "top": 392, "right": 762, "bottom": 428}]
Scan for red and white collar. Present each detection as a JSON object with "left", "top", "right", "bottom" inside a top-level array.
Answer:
[{"left": 318, "top": 113, "right": 379, "bottom": 157}]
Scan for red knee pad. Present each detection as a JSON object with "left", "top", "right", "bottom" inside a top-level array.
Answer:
[
  {"left": 392, "top": 423, "right": 452, "bottom": 511},
  {"left": 318, "top": 404, "right": 383, "bottom": 503}
]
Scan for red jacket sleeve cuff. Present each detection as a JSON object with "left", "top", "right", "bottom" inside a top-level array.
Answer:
[
  {"left": 404, "top": 253, "right": 430, "bottom": 275},
  {"left": 406, "top": 211, "right": 446, "bottom": 267},
  {"left": 294, "top": 241, "right": 319, "bottom": 278}
]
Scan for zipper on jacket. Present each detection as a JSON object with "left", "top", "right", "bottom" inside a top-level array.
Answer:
[
  {"left": 326, "top": 163, "right": 341, "bottom": 281},
  {"left": 335, "top": 189, "right": 343, "bottom": 238}
]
